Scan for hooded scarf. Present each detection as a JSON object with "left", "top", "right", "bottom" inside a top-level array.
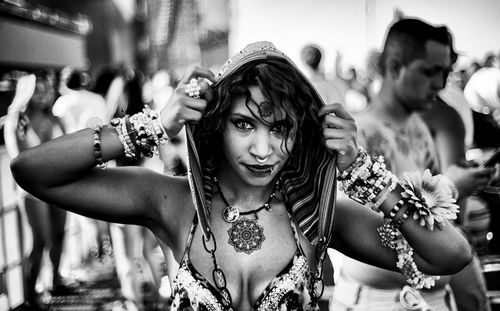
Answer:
[{"left": 185, "top": 41, "right": 337, "bottom": 250}]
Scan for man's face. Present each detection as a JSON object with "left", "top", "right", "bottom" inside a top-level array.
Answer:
[{"left": 395, "top": 40, "right": 451, "bottom": 111}]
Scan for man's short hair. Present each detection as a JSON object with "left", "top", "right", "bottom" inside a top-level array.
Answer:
[{"left": 379, "top": 18, "right": 452, "bottom": 75}]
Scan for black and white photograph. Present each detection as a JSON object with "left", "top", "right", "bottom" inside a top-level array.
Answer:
[{"left": 0, "top": 1, "right": 500, "bottom": 310}]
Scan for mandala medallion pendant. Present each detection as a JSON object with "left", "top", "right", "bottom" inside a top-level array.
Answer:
[
  {"left": 227, "top": 217, "right": 265, "bottom": 254},
  {"left": 222, "top": 205, "right": 240, "bottom": 223}
]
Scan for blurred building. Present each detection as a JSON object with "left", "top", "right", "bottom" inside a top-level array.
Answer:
[{"left": 0, "top": 1, "right": 229, "bottom": 309}]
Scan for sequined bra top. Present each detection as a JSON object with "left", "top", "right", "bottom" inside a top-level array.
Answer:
[{"left": 171, "top": 214, "right": 319, "bottom": 311}]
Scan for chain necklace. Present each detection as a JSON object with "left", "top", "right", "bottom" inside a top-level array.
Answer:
[{"left": 214, "top": 176, "right": 277, "bottom": 254}]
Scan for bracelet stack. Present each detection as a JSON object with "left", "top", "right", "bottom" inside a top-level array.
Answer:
[
  {"left": 375, "top": 169, "right": 460, "bottom": 289},
  {"left": 338, "top": 147, "right": 398, "bottom": 212},
  {"left": 110, "top": 105, "right": 168, "bottom": 159},
  {"left": 341, "top": 148, "right": 461, "bottom": 289},
  {"left": 377, "top": 195, "right": 438, "bottom": 289},
  {"left": 377, "top": 215, "right": 439, "bottom": 289}
]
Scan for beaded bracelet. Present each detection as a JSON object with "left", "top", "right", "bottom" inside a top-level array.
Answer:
[
  {"left": 338, "top": 147, "right": 368, "bottom": 180},
  {"left": 111, "top": 105, "right": 167, "bottom": 159},
  {"left": 339, "top": 148, "right": 398, "bottom": 210},
  {"left": 377, "top": 217, "right": 439, "bottom": 289},
  {"left": 395, "top": 236, "right": 439, "bottom": 289},
  {"left": 392, "top": 202, "right": 412, "bottom": 228},
  {"left": 389, "top": 198, "right": 406, "bottom": 220},
  {"left": 93, "top": 125, "right": 107, "bottom": 169},
  {"left": 114, "top": 117, "right": 137, "bottom": 159},
  {"left": 369, "top": 175, "right": 398, "bottom": 212}
]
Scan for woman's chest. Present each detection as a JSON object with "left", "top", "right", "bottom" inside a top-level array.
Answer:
[
  {"left": 26, "top": 118, "right": 62, "bottom": 144},
  {"left": 186, "top": 210, "right": 315, "bottom": 308}
]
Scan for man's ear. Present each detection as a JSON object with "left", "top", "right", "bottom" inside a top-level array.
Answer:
[{"left": 387, "top": 57, "right": 404, "bottom": 79}]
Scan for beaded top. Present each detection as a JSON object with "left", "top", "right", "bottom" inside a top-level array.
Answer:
[{"left": 170, "top": 216, "right": 319, "bottom": 311}]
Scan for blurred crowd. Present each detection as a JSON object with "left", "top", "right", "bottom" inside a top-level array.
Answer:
[{"left": 302, "top": 44, "right": 500, "bottom": 152}]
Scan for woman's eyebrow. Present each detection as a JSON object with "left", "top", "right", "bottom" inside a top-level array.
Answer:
[
  {"left": 246, "top": 95, "right": 271, "bottom": 106},
  {"left": 228, "top": 112, "right": 255, "bottom": 120}
]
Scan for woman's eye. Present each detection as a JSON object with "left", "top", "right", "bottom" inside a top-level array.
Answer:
[
  {"left": 422, "top": 68, "right": 440, "bottom": 77},
  {"left": 271, "top": 124, "right": 289, "bottom": 136},
  {"left": 233, "top": 120, "right": 254, "bottom": 131}
]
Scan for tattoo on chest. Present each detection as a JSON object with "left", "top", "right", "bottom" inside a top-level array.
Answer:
[{"left": 227, "top": 217, "right": 266, "bottom": 254}]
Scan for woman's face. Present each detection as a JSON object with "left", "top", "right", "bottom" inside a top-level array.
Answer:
[
  {"left": 221, "top": 85, "right": 295, "bottom": 187},
  {"left": 31, "top": 79, "right": 55, "bottom": 110}
]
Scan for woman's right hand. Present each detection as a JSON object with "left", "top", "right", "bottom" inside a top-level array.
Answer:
[{"left": 160, "top": 67, "right": 216, "bottom": 138}]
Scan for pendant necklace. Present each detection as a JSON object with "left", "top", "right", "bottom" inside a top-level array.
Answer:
[{"left": 214, "top": 177, "right": 277, "bottom": 254}]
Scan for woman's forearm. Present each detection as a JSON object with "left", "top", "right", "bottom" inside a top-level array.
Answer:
[
  {"left": 10, "top": 126, "right": 123, "bottom": 192},
  {"left": 376, "top": 186, "right": 470, "bottom": 271}
]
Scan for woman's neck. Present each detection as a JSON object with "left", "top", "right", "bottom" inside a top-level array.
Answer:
[
  {"left": 26, "top": 104, "right": 51, "bottom": 117},
  {"left": 216, "top": 168, "right": 276, "bottom": 211}
]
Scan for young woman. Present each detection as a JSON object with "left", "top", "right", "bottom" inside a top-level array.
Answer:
[
  {"left": 10, "top": 42, "right": 471, "bottom": 311},
  {"left": 4, "top": 73, "right": 67, "bottom": 308}
]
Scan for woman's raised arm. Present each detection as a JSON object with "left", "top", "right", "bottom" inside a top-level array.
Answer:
[
  {"left": 10, "top": 126, "right": 167, "bottom": 225},
  {"left": 11, "top": 67, "right": 216, "bottom": 234},
  {"left": 320, "top": 103, "right": 472, "bottom": 289}
]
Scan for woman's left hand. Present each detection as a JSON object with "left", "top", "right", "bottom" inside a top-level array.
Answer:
[{"left": 319, "top": 103, "right": 359, "bottom": 172}]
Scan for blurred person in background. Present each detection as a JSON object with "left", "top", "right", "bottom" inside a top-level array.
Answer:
[
  {"left": 457, "top": 61, "right": 481, "bottom": 91},
  {"left": 53, "top": 66, "right": 114, "bottom": 273},
  {"left": 463, "top": 65, "right": 500, "bottom": 149},
  {"left": 300, "top": 44, "right": 345, "bottom": 106},
  {"left": 421, "top": 39, "right": 492, "bottom": 311},
  {"left": 331, "top": 51, "right": 369, "bottom": 113},
  {"left": 106, "top": 69, "right": 169, "bottom": 310},
  {"left": 483, "top": 53, "right": 500, "bottom": 69},
  {"left": 92, "top": 65, "right": 120, "bottom": 101},
  {"left": 53, "top": 66, "right": 107, "bottom": 132},
  {"left": 3, "top": 73, "right": 68, "bottom": 309},
  {"left": 364, "top": 50, "right": 383, "bottom": 101},
  {"left": 331, "top": 18, "right": 496, "bottom": 311}
]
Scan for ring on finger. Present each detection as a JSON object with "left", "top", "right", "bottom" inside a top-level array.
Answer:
[{"left": 185, "top": 78, "right": 201, "bottom": 99}]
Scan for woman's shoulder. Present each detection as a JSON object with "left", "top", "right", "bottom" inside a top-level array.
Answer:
[{"left": 153, "top": 174, "right": 195, "bottom": 217}]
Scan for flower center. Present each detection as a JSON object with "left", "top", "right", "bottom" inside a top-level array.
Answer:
[{"left": 421, "top": 191, "right": 437, "bottom": 208}]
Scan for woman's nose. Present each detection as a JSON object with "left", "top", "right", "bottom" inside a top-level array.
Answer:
[{"left": 250, "top": 130, "right": 273, "bottom": 160}]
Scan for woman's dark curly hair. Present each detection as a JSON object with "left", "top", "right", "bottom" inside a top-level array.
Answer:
[{"left": 193, "top": 59, "right": 323, "bottom": 169}]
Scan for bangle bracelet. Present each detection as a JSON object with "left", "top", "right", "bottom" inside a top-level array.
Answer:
[
  {"left": 369, "top": 176, "right": 398, "bottom": 212},
  {"left": 388, "top": 198, "right": 405, "bottom": 220},
  {"left": 393, "top": 203, "right": 412, "bottom": 228},
  {"left": 93, "top": 125, "right": 107, "bottom": 169}
]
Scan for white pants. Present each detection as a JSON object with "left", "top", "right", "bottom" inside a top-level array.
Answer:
[{"left": 330, "top": 273, "right": 457, "bottom": 311}]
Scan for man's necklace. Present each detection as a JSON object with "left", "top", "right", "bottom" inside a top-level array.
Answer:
[{"left": 214, "top": 177, "right": 277, "bottom": 254}]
